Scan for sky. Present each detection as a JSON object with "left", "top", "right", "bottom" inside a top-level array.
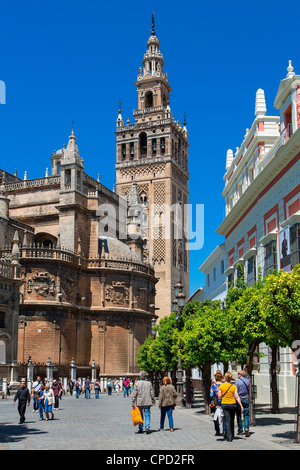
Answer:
[{"left": 0, "top": 0, "right": 299, "bottom": 296}]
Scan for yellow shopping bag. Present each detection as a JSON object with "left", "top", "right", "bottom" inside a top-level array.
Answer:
[{"left": 130, "top": 406, "right": 143, "bottom": 426}]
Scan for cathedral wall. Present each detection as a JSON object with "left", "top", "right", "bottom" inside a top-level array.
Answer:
[
  {"left": 7, "top": 188, "right": 60, "bottom": 219},
  {"left": 102, "top": 322, "right": 129, "bottom": 375}
]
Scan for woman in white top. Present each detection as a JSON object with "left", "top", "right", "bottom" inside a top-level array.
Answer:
[{"left": 40, "top": 384, "right": 55, "bottom": 420}]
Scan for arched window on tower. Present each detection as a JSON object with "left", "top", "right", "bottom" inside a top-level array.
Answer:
[
  {"left": 139, "top": 132, "right": 147, "bottom": 157},
  {"left": 145, "top": 91, "right": 153, "bottom": 108}
]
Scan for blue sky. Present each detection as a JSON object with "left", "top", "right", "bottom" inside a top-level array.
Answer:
[{"left": 0, "top": 0, "right": 299, "bottom": 295}]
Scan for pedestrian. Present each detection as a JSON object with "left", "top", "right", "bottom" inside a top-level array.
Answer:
[
  {"left": 115, "top": 379, "right": 120, "bottom": 395},
  {"left": 58, "top": 379, "right": 64, "bottom": 399},
  {"left": 94, "top": 379, "right": 100, "bottom": 398},
  {"left": 40, "top": 384, "right": 55, "bottom": 420},
  {"left": 13, "top": 380, "right": 31, "bottom": 424},
  {"left": 210, "top": 371, "right": 225, "bottom": 436},
  {"left": 235, "top": 370, "right": 251, "bottom": 437},
  {"left": 85, "top": 376, "right": 91, "bottom": 399},
  {"left": 129, "top": 380, "right": 134, "bottom": 394},
  {"left": 158, "top": 376, "right": 177, "bottom": 432},
  {"left": 131, "top": 370, "right": 155, "bottom": 434},
  {"left": 31, "top": 375, "right": 42, "bottom": 413},
  {"left": 69, "top": 379, "right": 74, "bottom": 396},
  {"left": 123, "top": 376, "right": 130, "bottom": 397},
  {"left": 218, "top": 372, "right": 244, "bottom": 442},
  {"left": 75, "top": 379, "right": 81, "bottom": 398},
  {"left": 52, "top": 379, "right": 61, "bottom": 410},
  {"left": 37, "top": 382, "right": 46, "bottom": 420},
  {"left": 107, "top": 378, "right": 113, "bottom": 395}
]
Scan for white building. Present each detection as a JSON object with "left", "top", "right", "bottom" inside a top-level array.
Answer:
[{"left": 194, "top": 61, "right": 300, "bottom": 406}]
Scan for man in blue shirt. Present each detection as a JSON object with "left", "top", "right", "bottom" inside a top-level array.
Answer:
[{"left": 235, "top": 370, "right": 250, "bottom": 437}]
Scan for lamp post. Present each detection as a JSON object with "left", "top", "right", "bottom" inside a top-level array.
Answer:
[
  {"left": 173, "top": 281, "right": 186, "bottom": 407},
  {"left": 294, "top": 359, "right": 300, "bottom": 443}
]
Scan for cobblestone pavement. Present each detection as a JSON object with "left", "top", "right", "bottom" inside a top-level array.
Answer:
[{"left": 0, "top": 392, "right": 299, "bottom": 451}]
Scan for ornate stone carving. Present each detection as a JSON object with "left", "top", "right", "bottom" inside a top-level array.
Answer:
[
  {"left": 105, "top": 281, "right": 129, "bottom": 306},
  {"left": 27, "top": 272, "right": 55, "bottom": 297}
]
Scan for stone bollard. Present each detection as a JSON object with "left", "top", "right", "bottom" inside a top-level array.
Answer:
[{"left": 2, "top": 377, "right": 7, "bottom": 399}]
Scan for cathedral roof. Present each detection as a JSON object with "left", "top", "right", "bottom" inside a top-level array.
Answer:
[{"left": 98, "top": 236, "right": 141, "bottom": 263}]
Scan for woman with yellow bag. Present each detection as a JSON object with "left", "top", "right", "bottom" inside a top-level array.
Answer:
[{"left": 131, "top": 371, "right": 156, "bottom": 434}]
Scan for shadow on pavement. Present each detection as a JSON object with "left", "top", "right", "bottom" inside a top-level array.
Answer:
[{"left": 0, "top": 422, "right": 47, "bottom": 444}]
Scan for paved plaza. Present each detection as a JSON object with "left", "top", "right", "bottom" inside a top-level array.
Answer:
[{"left": 0, "top": 391, "right": 299, "bottom": 451}]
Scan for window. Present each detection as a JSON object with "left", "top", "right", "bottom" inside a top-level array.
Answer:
[
  {"left": 139, "top": 132, "right": 147, "bottom": 157},
  {"left": 145, "top": 91, "right": 153, "bottom": 108},
  {"left": 122, "top": 143, "right": 126, "bottom": 160},
  {"left": 207, "top": 274, "right": 210, "bottom": 287},
  {"left": 160, "top": 137, "right": 165, "bottom": 155},
  {"left": 0, "top": 312, "right": 4, "bottom": 328},
  {"left": 247, "top": 256, "right": 256, "bottom": 286},
  {"left": 264, "top": 240, "right": 277, "bottom": 277},
  {"left": 130, "top": 142, "right": 134, "bottom": 160},
  {"left": 227, "top": 272, "right": 234, "bottom": 288},
  {"left": 213, "top": 267, "right": 216, "bottom": 282},
  {"left": 290, "top": 223, "right": 300, "bottom": 268},
  {"left": 220, "top": 260, "right": 224, "bottom": 274},
  {"left": 152, "top": 139, "right": 157, "bottom": 156},
  {"left": 64, "top": 169, "right": 71, "bottom": 188}
]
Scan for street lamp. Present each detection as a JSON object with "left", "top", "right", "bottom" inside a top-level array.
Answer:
[{"left": 173, "top": 281, "right": 186, "bottom": 407}]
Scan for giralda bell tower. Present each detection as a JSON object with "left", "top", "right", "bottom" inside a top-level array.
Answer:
[{"left": 115, "top": 17, "right": 189, "bottom": 320}]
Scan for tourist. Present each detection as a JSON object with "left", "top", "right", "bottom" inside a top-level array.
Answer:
[
  {"left": 52, "top": 379, "right": 61, "bottom": 410},
  {"left": 69, "top": 379, "right": 74, "bottom": 396},
  {"left": 131, "top": 370, "right": 155, "bottom": 434},
  {"left": 115, "top": 379, "right": 120, "bottom": 395},
  {"left": 235, "top": 370, "right": 251, "bottom": 437},
  {"left": 94, "top": 379, "right": 100, "bottom": 398},
  {"left": 210, "top": 371, "right": 225, "bottom": 436},
  {"left": 123, "top": 376, "right": 130, "bottom": 397},
  {"left": 107, "top": 378, "right": 113, "bottom": 395},
  {"left": 158, "top": 376, "right": 177, "bottom": 432},
  {"left": 85, "top": 376, "right": 91, "bottom": 399},
  {"left": 75, "top": 379, "right": 81, "bottom": 398},
  {"left": 40, "top": 384, "right": 55, "bottom": 420},
  {"left": 13, "top": 380, "right": 31, "bottom": 424},
  {"left": 129, "top": 379, "right": 134, "bottom": 394},
  {"left": 218, "top": 372, "right": 244, "bottom": 442},
  {"left": 32, "top": 375, "right": 42, "bottom": 413},
  {"left": 37, "top": 382, "right": 45, "bottom": 420}
]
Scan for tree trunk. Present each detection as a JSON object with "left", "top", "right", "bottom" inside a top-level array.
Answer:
[
  {"left": 154, "top": 371, "right": 160, "bottom": 397},
  {"left": 171, "top": 366, "right": 177, "bottom": 389},
  {"left": 247, "top": 341, "right": 258, "bottom": 426},
  {"left": 270, "top": 346, "right": 279, "bottom": 414},
  {"left": 185, "top": 367, "right": 192, "bottom": 408},
  {"left": 202, "top": 362, "right": 212, "bottom": 415}
]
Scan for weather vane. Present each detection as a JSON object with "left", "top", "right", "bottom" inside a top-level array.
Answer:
[
  {"left": 151, "top": 11, "right": 156, "bottom": 35},
  {"left": 118, "top": 99, "right": 123, "bottom": 113},
  {"left": 71, "top": 118, "right": 75, "bottom": 130}
]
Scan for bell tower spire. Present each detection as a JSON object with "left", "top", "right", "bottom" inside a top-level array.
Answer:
[{"left": 115, "top": 20, "right": 190, "bottom": 319}]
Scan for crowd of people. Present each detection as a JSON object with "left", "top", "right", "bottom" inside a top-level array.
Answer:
[
  {"left": 210, "top": 369, "right": 251, "bottom": 441},
  {"left": 12, "top": 369, "right": 251, "bottom": 441},
  {"left": 13, "top": 376, "right": 64, "bottom": 424}
]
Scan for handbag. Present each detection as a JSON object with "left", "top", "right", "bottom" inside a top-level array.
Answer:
[{"left": 130, "top": 406, "right": 143, "bottom": 426}]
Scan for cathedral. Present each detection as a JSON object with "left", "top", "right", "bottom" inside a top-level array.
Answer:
[{"left": 0, "top": 20, "right": 189, "bottom": 382}]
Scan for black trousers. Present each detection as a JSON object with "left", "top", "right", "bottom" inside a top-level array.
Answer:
[
  {"left": 222, "top": 404, "right": 237, "bottom": 441},
  {"left": 18, "top": 401, "right": 27, "bottom": 423}
]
